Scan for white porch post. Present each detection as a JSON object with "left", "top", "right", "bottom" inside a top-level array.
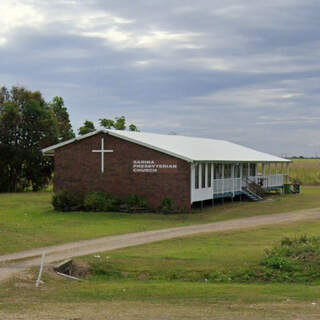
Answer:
[
  {"left": 205, "top": 163, "right": 208, "bottom": 188},
  {"left": 286, "top": 162, "right": 290, "bottom": 183},
  {"left": 255, "top": 163, "right": 258, "bottom": 183},
  {"left": 222, "top": 164, "right": 225, "bottom": 194},
  {"left": 212, "top": 163, "right": 215, "bottom": 194},
  {"left": 199, "top": 163, "right": 202, "bottom": 189},
  {"left": 268, "top": 163, "right": 271, "bottom": 188},
  {"left": 232, "top": 164, "right": 235, "bottom": 196},
  {"left": 191, "top": 164, "right": 195, "bottom": 201},
  {"left": 262, "top": 163, "right": 266, "bottom": 187},
  {"left": 240, "top": 163, "right": 243, "bottom": 189}
]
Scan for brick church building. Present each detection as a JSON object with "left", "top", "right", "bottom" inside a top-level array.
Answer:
[{"left": 43, "top": 129, "right": 290, "bottom": 211}]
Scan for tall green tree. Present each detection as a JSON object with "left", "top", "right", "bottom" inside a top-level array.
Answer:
[
  {"left": 49, "top": 96, "right": 75, "bottom": 141},
  {"left": 78, "top": 120, "right": 96, "bottom": 135},
  {"left": 0, "top": 86, "right": 59, "bottom": 192},
  {"left": 99, "top": 116, "right": 139, "bottom": 131}
]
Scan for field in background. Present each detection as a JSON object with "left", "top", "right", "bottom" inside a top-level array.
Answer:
[
  {"left": 1, "top": 187, "right": 320, "bottom": 255},
  {"left": 290, "top": 159, "right": 320, "bottom": 185}
]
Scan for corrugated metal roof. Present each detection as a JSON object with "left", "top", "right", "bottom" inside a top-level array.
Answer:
[{"left": 42, "top": 129, "right": 290, "bottom": 163}]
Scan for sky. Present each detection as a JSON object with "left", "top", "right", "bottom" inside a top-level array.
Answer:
[{"left": 1, "top": 0, "right": 319, "bottom": 156}]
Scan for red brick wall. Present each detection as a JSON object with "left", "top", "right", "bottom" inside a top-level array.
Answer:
[{"left": 54, "top": 133, "right": 191, "bottom": 211}]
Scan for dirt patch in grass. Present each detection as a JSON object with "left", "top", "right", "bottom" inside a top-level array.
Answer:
[{"left": 54, "top": 259, "right": 90, "bottom": 279}]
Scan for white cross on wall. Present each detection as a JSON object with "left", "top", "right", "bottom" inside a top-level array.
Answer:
[{"left": 92, "top": 138, "right": 114, "bottom": 173}]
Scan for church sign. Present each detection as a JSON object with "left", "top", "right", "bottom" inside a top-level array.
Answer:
[{"left": 133, "top": 160, "right": 178, "bottom": 173}]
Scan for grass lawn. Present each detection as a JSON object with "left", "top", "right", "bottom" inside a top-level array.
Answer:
[
  {"left": 1, "top": 219, "right": 320, "bottom": 319},
  {"left": 1, "top": 186, "right": 320, "bottom": 255},
  {"left": 80, "top": 219, "right": 320, "bottom": 282}
]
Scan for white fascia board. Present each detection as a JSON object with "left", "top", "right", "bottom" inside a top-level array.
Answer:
[
  {"left": 42, "top": 129, "right": 193, "bottom": 162},
  {"left": 41, "top": 130, "right": 103, "bottom": 155},
  {"left": 107, "top": 130, "right": 194, "bottom": 163}
]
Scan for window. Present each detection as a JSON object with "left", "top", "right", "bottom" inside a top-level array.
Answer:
[
  {"left": 195, "top": 164, "right": 199, "bottom": 189},
  {"left": 207, "top": 163, "right": 212, "bottom": 187},
  {"left": 242, "top": 163, "right": 249, "bottom": 177},
  {"left": 234, "top": 165, "right": 240, "bottom": 178},
  {"left": 224, "top": 164, "right": 232, "bottom": 178},
  {"left": 214, "top": 164, "right": 222, "bottom": 179},
  {"left": 201, "top": 163, "right": 206, "bottom": 188},
  {"left": 242, "top": 164, "right": 248, "bottom": 177},
  {"left": 250, "top": 163, "right": 256, "bottom": 176}
]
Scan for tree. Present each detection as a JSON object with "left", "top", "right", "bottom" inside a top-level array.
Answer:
[
  {"left": 99, "top": 116, "right": 139, "bottom": 131},
  {"left": 113, "top": 116, "right": 126, "bottom": 130},
  {"left": 78, "top": 120, "right": 96, "bottom": 135},
  {"left": 49, "top": 96, "right": 75, "bottom": 142},
  {"left": 0, "top": 86, "right": 59, "bottom": 192},
  {"left": 129, "top": 124, "right": 139, "bottom": 132},
  {"left": 99, "top": 118, "right": 114, "bottom": 129}
]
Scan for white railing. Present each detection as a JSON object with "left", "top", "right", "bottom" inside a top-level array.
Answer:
[
  {"left": 213, "top": 178, "right": 224, "bottom": 194},
  {"left": 192, "top": 174, "right": 285, "bottom": 202},
  {"left": 234, "top": 177, "right": 241, "bottom": 192},
  {"left": 213, "top": 174, "right": 284, "bottom": 194},
  {"left": 264, "top": 174, "right": 284, "bottom": 188},
  {"left": 213, "top": 178, "right": 242, "bottom": 194},
  {"left": 249, "top": 176, "right": 258, "bottom": 184},
  {"left": 246, "top": 175, "right": 284, "bottom": 189}
]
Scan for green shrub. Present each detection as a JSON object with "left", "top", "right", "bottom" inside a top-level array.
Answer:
[
  {"left": 239, "top": 235, "right": 320, "bottom": 283},
  {"left": 52, "top": 190, "right": 84, "bottom": 211},
  {"left": 85, "top": 235, "right": 320, "bottom": 284},
  {"left": 261, "top": 255, "right": 294, "bottom": 271},
  {"left": 159, "top": 197, "right": 174, "bottom": 214},
  {"left": 84, "top": 192, "right": 119, "bottom": 212},
  {"left": 127, "top": 194, "right": 147, "bottom": 212}
]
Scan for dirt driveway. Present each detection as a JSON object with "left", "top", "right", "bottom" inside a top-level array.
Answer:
[{"left": 1, "top": 207, "right": 320, "bottom": 282}]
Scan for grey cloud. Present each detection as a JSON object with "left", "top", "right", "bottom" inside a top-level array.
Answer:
[{"left": 0, "top": 0, "right": 319, "bottom": 155}]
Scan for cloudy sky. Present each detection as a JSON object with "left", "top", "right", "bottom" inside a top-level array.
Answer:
[{"left": 1, "top": 0, "right": 319, "bottom": 156}]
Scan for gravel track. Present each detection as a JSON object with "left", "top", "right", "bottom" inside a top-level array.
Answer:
[{"left": 1, "top": 207, "right": 320, "bottom": 282}]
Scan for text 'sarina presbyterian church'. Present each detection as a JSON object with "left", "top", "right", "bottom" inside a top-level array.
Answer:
[{"left": 42, "top": 130, "right": 290, "bottom": 211}]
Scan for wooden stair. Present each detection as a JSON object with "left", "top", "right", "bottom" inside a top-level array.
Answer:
[
  {"left": 288, "top": 179, "right": 300, "bottom": 194},
  {"left": 242, "top": 177, "right": 264, "bottom": 201}
]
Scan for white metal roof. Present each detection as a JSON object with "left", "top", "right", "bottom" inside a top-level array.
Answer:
[{"left": 42, "top": 129, "right": 290, "bottom": 163}]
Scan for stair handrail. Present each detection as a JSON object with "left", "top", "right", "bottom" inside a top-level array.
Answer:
[
  {"left": 287, "top": 177, "right": 301, "bottom": 194},
  {"left": 242, "top": 177, "right": 264, "bottom": 198},
  {"left": 242, "top": 188, "right": 263, "bottom": 201}
]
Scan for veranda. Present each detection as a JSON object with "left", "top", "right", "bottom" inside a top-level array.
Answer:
[{"left": 191, "top": 162, "right": 290, "bottom": 203}]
